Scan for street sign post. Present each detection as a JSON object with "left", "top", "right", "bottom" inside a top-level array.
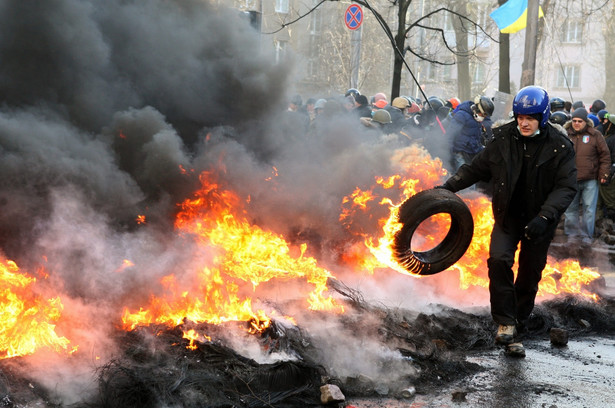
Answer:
[{"left": 344, "top": 4, "right": 363, "bottom": 30}]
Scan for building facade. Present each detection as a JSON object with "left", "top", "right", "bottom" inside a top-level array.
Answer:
[{"left": 233, "top": 0, "right": 610, "bottom": 108}]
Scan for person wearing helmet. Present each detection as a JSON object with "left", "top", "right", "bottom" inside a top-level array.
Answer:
[
  {"left": 447, "top": 95, "right": 494, "bottom": 171},
  {"left": 446, "top": 97, "right": 461, "bottom": 111},
  {"left": 342, "top": 94, "right": 356, "bottom": 112},
  {"left": 438, "top": 86, "right": 577, "bottom": 357},
  {"left": 372, "top": 109, "right": 392, "bottom": 124},
  {"left": 384, "top": 97, "right": 410, "bottom": 132},
  {"left": 360, "top": 109, "right": 392, "bottom": 133},
  {"left": 307, "top": 98, "right": 329, "bottom": 134},
  {"left": 596, "top": 109, "right": 609, "bottom": 135},
  {"left": 372, "top": 99, "right": 388, "bottom": 111},
  {"left": 345, "top": 88, "right": 360, "bottom": 99},
  {"left": 562, "top": 108, "right": 610, "bottom": 246},
  {"left": 549, "top": 111, "right": 569, "bottom": 127},
  {"left": 352, "top": 94, "right": 372, "bottom": 118},
  {"left": 549, "top": 97, "right": 566, "bottom": 113},
  {"left": 425, "top": 96, "right": 445, "bottom": 112},
  {"left": 372, "top": 92, "right": 387, "bottom": 104}
]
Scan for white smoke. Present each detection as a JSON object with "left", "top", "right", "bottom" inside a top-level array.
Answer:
[{"left": 0, "top": 0, "right": 485, "bottom": 404}]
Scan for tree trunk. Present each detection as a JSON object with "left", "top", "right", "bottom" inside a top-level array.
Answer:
[
  {"left": 390, "top": 0, "right": 410, "bottom": 99},
  {"left": 391, "top": 47, "right": 403, "bottom": 100},
  {"left": 452, "top": 2, "right": 470, "bottom": 100}
]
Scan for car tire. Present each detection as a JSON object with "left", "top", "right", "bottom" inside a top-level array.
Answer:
[{"left": 393, "top": 188, "right": 474, "bottom": 275}]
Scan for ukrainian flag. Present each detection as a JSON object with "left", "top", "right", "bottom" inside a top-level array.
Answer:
[{"left": 490, "top": 0, "right": 544, "bottom": 34}]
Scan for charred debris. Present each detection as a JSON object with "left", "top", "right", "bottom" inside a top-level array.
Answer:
[{"left": 1, "top": 278, "right": 615, "bottom": 407}]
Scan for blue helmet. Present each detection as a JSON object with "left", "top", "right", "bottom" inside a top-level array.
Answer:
[
  {"left": 513, "top": 86, "right": 550, "bottom": 128},
  {"left": 588, "top": 113, "right": 600, "bottom": 127}
]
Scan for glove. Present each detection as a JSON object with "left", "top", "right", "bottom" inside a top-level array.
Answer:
[
  {"left": 435, "top": 182, "right": 455, "bottom": 192},
  {"left": 524, "top": 215, "right": 550, "bottom": 240}
]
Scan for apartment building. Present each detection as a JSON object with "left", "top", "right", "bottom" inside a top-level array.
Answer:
[{"left": 235, "top": 0, "right": 609, "bottom": 106}]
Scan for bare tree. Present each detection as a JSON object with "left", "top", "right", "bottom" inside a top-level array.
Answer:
[
  {"left": 265, "top": 0, "right": 496, "bottom": 101},
  {"left": 355, "top": 0, "right": 496, "bottom": 100}
]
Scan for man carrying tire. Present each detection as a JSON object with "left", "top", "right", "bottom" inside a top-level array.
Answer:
[{"left": 438, "top": 86, "right": 577, "bottom": 357}]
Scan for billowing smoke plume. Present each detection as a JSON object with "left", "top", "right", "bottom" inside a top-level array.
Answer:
[{"left": 0, "top": 0, "right": 470, "bottom": 403}]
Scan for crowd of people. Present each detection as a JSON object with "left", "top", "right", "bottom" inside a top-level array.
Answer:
[
  {"left": 287, "top": 86, "right": 615, "bottom": 358},
  {"left": 287, "top": 88, "right": 615, "bottom": 245}
]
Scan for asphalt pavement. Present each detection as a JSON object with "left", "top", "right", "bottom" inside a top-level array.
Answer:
[{"left": 347, "top": 336, "right": 615, "bottom": 408}]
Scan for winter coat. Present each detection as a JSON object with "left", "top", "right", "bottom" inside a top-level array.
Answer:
[
  {"left": 448, "top": 100, "right": 493, "bottom": 155},
  {"left": 564, "top": 120, "right": 611, "bottom": 181},
  {"left": 383, "top": 105, "right": 407, "bottom": 132},
  {"left": 445, "top": 120, "right": 577, "bottom": 229},
  {"left": 353, "top": 104, "right": 372, "bottom": 119}
]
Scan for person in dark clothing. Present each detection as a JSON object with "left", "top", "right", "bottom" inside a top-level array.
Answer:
[
  {"left": 598, "top": 114, "right": 615, "bottom": 220},
  {"left": 438, "top": 86, "right": 577, "bottom": 357},
  {"left": 596, "top": 109, "right": 609, "bottom": 135},
  {"left": 384, "top": 97, "right": 409, "bottom": 133},
  {"left": 352, "top": 94, "right": 372, "bottom": 118},
  {"left": 447, "top": 96, "right": 494, "bottom": 171}
]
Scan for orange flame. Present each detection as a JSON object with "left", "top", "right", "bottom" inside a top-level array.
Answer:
[
  {"left": 122, "top": 171, "right": 343, "bottom": 336},
  {"left": 115, "top": 259, "right": 135, "bottom": 273},
  {"left": 351, "top": 144, "right": 601, "bottom": 300},
  {"left": 0, "top": 258, "right": 71, "bottom": 359}
]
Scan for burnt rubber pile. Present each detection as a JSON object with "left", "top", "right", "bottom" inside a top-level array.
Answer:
[{"left": 1, "top": 286, "right": 615, "bottom": 407}]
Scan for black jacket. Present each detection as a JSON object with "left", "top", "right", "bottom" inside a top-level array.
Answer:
[{"left": 445, "top": 121, "right": 577, "bottom": 230}]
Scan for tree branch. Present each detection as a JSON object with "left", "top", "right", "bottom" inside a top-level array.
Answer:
[{"left": 261, "top": 0, "right": 329, "bottom": 35}]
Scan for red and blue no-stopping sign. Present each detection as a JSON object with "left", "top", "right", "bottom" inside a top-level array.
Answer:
[{"left": 345, "top": 4, "right": 363, "bottom": 30}]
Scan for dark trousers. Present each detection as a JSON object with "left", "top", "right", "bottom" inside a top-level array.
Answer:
[{"left": 487, "top": 223, "right": 552, "bottom": 327}]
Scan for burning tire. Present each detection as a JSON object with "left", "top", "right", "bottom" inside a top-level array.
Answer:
[{"left": 393, "top": 188, "right": 474, "bottom": 275}]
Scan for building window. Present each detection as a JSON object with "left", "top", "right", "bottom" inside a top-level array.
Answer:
[
  {"left": 275, "top": 0, "right": 289, "bottom": 14},
  {"left": 472, "top": 63, "right": 485, "bottom": 84},
  {"left": 307, "top": 35, "right": 319, "bottom": 78},
  {"left": 442, "top": 64, "right": 453, "bottom": 81},
  {"left": 310, "top": 8, "right": 322, "bottom": 34},
  {"left": 443, "top": 11, "right": 454, "bottom": 31},
  {"left": 476, "top": 6, "right": 488, "bottom": 28},
  {"left": 307, "top": 58, "right": 317, "bottom": 78},
  {"left": 561, "top": 21, "right": 583, "bottom": 43},
  {"left": 275, "top": 40, "right": 287, "bottom": 63},
  {"left": 556, "top": 65, "right": 580, "bottom": 88},
  {"left": 424, "top": 63, "right": 437, "bottom": 82}
]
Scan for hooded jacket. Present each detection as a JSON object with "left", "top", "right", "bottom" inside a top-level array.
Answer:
[
  {"left": 445, "top": 120, "right": 577, "bottom": 230},
  {"left": 564, "top": 119, "right": 611, "bottom": 181}
]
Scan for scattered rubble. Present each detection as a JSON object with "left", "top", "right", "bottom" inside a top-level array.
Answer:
[
  {"left": 320, "top": 384, "right": 345, "bottom": 404},
  {"left": 1, "top": 287, "right": 615, "bottom": 407},
  {"left": 550, "top": 328, "right": 569, "bottom": 346}
]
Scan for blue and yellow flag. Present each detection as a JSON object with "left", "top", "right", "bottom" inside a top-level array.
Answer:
[{"left": 490, "top": 0, "right": 544, "bottom": 34}]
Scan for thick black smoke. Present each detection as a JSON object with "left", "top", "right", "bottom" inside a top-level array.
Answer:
[
  {"left": 0, "top": 0, "right": 416, "bottom": 267},
  {"left": 0, "top": 1, "right": 455, "bottom": 403},
  {"left": 0, "top": 0, "right": 287, "bottom": 257}
]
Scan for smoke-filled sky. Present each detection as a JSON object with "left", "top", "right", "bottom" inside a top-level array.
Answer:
[{"left": 0, "top": 0, "right": 472, "bottom": 404}]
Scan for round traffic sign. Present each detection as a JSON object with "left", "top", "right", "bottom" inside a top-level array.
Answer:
[{"left": 345, "top": 4, "right": 363, "bottom": 30}]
